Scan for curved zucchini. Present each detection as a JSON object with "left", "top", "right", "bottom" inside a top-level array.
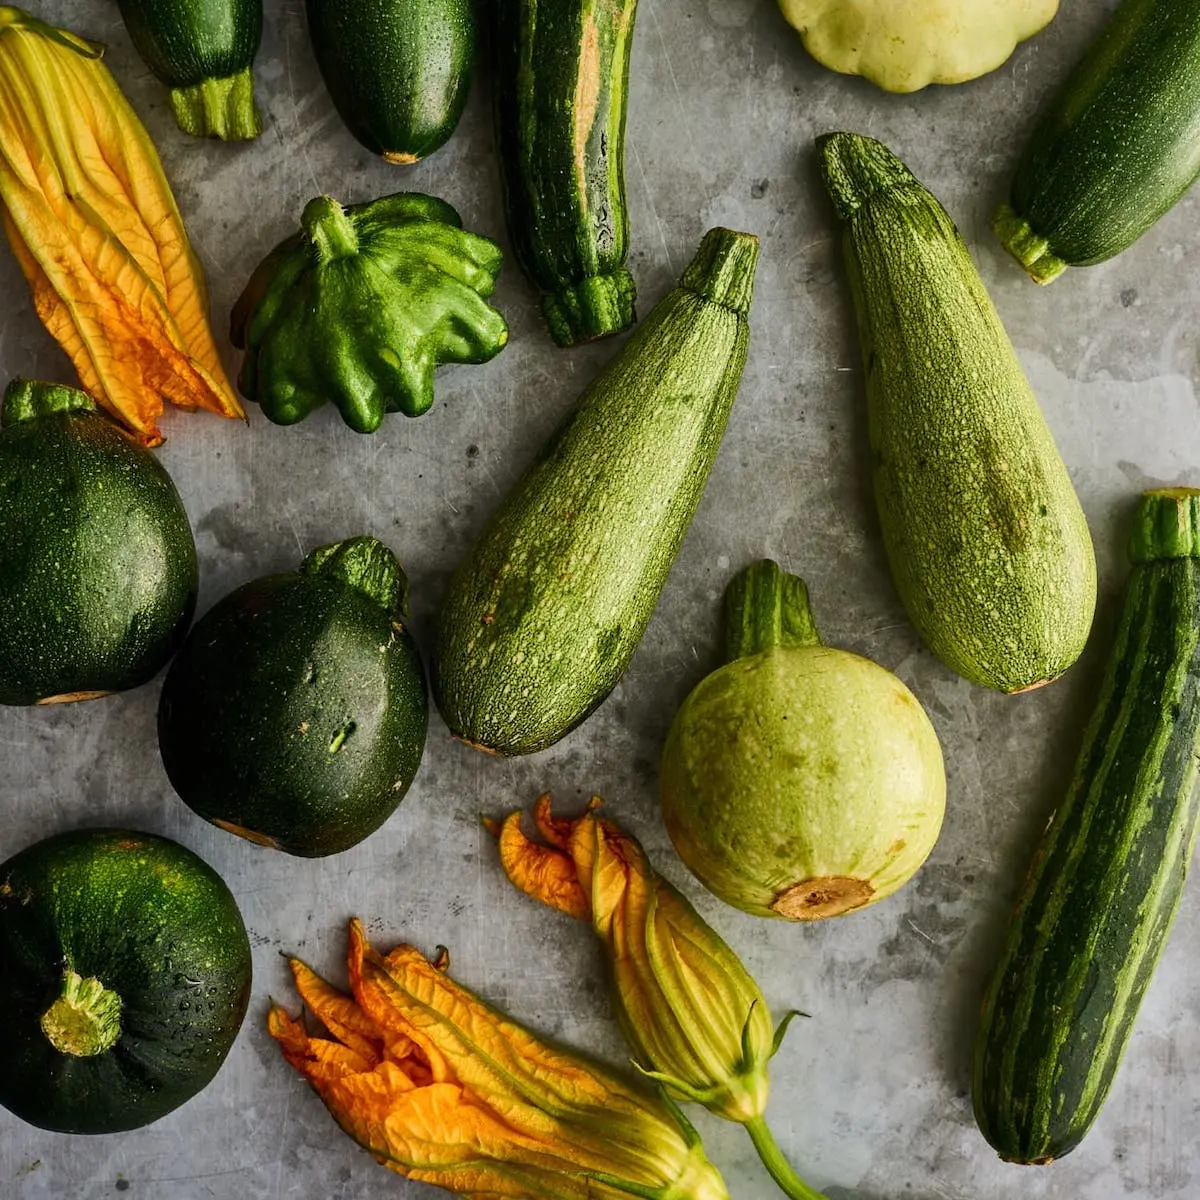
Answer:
[
  {"left": 305, "top": 0, "right": 476, "bottom": 164},
  {"left": 973, "top": 488, "right": 1200, "bottom": 1163},
  {"left": 434, "top": 228, "right": 758, "bottom": 756},
  {"left": 116, "top": 0, "right": 263, "bottom": 140},
  {"left": 818, "top": 131, "right": 1096, "bottom": 693},
  {"left": 995, "top": 0, "right": 1200, "bottom": 283},
  {"left": 494, "top": 0, "right": 639, "bottom": 347}
]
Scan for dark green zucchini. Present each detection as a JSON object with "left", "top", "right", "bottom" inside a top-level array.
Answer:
[
  {"left": 434, "top": 228, "right": 757, "bottom": 757},
  {"left": 116, "top": 0, "right": 263, "bottom": 140},
  {"left": 0, "top": 828, "right": 251, "bottom": 1134},
  {"left": 158, "top": 536, "right": 428, "bottom": 857},
  {"left": 995, "top": 0, "right": 1200, "bottom": 283},
  {"left": 494, "top": 0, "right": 639, "bottom": 347},
  {"left": 973, "top": 487, "right": 1200, "bottom": 1163},
  {"left": 305, "top": 0, "right": 476, "bottom": 165},
  {"left": 0, "top": 379, "right": 198, "bottom": 706}
]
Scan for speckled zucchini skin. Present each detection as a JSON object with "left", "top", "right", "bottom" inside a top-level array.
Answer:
[
  {"left": 819, "top": 132, "right": 1095, "bottom": 694},
  {"left": 0, "top": 828, "right": 251, "bottom": 1134},
  {"left": 973, "top": 488, "right": 1200, "bottom": 1164},
  {"left": 494, "top": 0, "right": 639, "bottom": 346},
  {"left": 0, "top": 381, "right": 198, "bottom": 706},
  {"left": 306, "top": 0, "right": 476, "bottom": 163},
  {"left": 433, "top": 228, "right": 758, "bottom": 757},
  {"left": 995, "top": 0, "right": 1200, "bottom": 282},
  {"left": 157, "top": 537, "right": 428, "bottom": 858}
]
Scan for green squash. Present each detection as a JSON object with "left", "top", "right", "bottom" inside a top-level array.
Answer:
[
  {"left": 0, "top": 379, "right": 198, "bottom": 706},
  {"left": 818, "top": 132, "right": 1096, "bottom": 693},
  {"left": 158, "top": 536, "right": 428, "bottom": 857},
  {"left": 305, "top": 0, "right": 476, "bottom": 164},
  {"left": 974, "top": 488, "right": 1200, "bottom": 1164},
  {"left": 115, "top": 0, "right": 263, "bottom": 139},
  {"left": 778, "top": 0, "right": 1058, "bottom": 93},
  {"left": 661, "top": 560, "right": 946, "bottom": 920},
  {"left": 494, "top": 0, "right": 640, "bottom": 346},
  {"left": 434, "top": 228, "right": 758, "bottom": 757},
  {"left": 0, "top": 828, "right": 252, "bottom": 1134},
  {"left": 230, "top": 192, "right": 508, "bottom": 433}
]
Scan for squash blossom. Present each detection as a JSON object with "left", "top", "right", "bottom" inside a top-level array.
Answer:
[
  {"left": 494, "top": 797, "right": 828, "bottom": 1200},
  {"left": 268, "top": 918, "right": 731, "bottom": 1200},
  {"left": 0, "top": 8, "right": 243, "bottom": 445}
]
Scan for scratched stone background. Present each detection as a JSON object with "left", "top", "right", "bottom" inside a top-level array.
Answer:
[{"left": 3, "top": 0, "right": 1200, "bottom": 1196}]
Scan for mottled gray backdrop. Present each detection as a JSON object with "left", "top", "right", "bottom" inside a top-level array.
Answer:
[{"left": 2, "top": 1, "right": 1197, "bottom": 1197}]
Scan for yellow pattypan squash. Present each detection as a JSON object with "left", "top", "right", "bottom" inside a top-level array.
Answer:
[{"left": 778, "top": 0, "right": 1059, "bottom": 93}]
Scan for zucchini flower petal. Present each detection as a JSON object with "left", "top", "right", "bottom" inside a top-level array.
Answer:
[
  {"left": 0, "top": 8, "right": 243, "bottom": 445},
  {"left": 269, "top": 919, "right": 731, "bottom": 1200},
  {"left": 494, "top": 797, "right": 827, "bottom": 1200}
]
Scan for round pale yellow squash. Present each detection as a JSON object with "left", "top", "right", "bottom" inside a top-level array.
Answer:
[{"left": 778, "top": 0, "right": 1059, "bottom": 92}]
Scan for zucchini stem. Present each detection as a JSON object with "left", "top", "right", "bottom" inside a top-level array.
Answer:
[
  {"left": 169, "top": 67, "right": 262, "bottom": 141},
  {"left": 744, "top": 1116, "right": 828, "bottom": 1200},
  {"left": 40, "top": 967, "right": 122, "bottom": 1057},
  {"left": 724, "top": 559, "right": 821, "bottom": 662}
]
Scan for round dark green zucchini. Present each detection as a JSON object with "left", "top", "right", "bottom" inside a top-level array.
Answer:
[
  {"left": 0, "top": 828, "right": 252, "bottom": 1135},
  {"left": 995, "top": 0, "right": 1200, "bottom": 283},
  {"left": 0, "top": 379, "right": 198, "bottom": 707},
  {"left": 157, "top": 536, "right": 428, "bottom": 857},
  {"left": 116, "top": 0, "right": 263, "bottom": 140},
  {"left": 305, "top": 0, "right": 476, "bottom": 164},
  {"left": 973, "top": 488, "right": 1200, "bottom": 1163}
]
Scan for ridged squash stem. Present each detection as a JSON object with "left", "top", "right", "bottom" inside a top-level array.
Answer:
[
  {"left": 1, "top": 378, "right": 95, "bottom": 427},
  {"left": 302, "top": 196, "right": 360, "bottom": 264},
  {"left": 40, "top": 968, "right": 122, "bottom": 1057},
  {"left": 725, "top": 559, "right": 821, "bottom": 662},
  {"left": 745, "top": 1117, "right": 828, "bottom": 1200},
  {"left": 301, "top": 536, "right": 409, "bottom": 618},
  {"left": 170, "top": 68, "right": 262, "bottom": 141}
]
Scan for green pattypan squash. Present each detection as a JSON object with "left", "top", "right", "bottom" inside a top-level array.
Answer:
[
  {"left": 231, "top": 192, "right": 508, "bottom": 433},
  {"left": 778, "top": 0, "right": 1059, "bottom": 93}
]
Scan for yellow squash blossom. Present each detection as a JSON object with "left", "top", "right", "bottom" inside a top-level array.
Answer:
[
  {"left": 268, "top": 918, "right": 731, "bottom": 1200},
  {"left": 0, "top": 8, "right": 243, "bottom": 445},
  {"left": 494, "top": 797, "right": 828, "bottom": 1200}
]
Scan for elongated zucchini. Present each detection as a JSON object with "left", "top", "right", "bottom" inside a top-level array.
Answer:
[
  {"left": 818, "top": 131, "right": 1096, "bottom": 693},
  {"left": 995, "top": 0, "right": 1200, "bottom": 283},
  {"left": 116, "top": 0, "right": 263, "bottom": 140},
  {"left": 306, "top": 0, "right": 476, "bottom": 164},
  {"left": 973, "top": 488, "right": 1200, "bottom": 1164},
  {"left": 494, "top": 0, "right": 639, "bottom": 347},
  {"left": 434, "top": 228, "right": 758, "bottom": 757}
]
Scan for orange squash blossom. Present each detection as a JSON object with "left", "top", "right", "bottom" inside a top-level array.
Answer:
[
  {"left": 493, "top": 797, "right": 829, "bottom": 1200},
  {"left": 0, "top": 8, "right": 243, "bottom": 444},
  {"left": 268, "top": 918, "right": 731, "bottom": 1200}
]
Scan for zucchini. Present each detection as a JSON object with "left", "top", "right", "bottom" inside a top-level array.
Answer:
[
  {"left": 0, "top": 828, "right": 251, "bottom": 1134},
  {"left": 158, "top": 537, "right": 428, "bottom": 857},
  {"left": 0, "top": 379, "right": 197, "bottom": 706},
  {"left": 995, "top": 0, "right": 1200, "bottom": 283},
  {"left": 973, "top": 488, "right": 1200, "bottom": 1164},
  {"left": 494, "top": 0, "right": 639, "bottom": 347},
  {"left": 818, "top": 132, "right": 1096, "bottom": 693},
  {"left": 434, "top": 227, "right": 758, "bottom": 757},
  {"left": 305, "top": 0, "right": 476, "bottom": 165},
  {"left": 116, "top": 0, "right": 263, "bottom": 140}
]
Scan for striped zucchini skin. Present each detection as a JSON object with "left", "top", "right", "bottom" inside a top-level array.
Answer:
[
  {"left": 818, "top": 132, "right": 1096, "bottom": 694},
  {"left": 973, "top": 488, "right": 1200, "bottom": 1164},
  {"left": 494, "top": 0, "right": 639, "bottom": 347},
  {"left": 995, "top": 0, "right": 1200, "bottom": 283}
]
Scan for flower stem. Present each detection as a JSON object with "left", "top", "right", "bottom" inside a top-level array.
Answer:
[{"left": 744, "top": 1116, "right": 828, "bottom": 1200}]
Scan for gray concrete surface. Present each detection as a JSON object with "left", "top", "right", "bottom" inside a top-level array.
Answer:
[{"left": 2, "top": 0, "right": 1197, "bottom": 1196}]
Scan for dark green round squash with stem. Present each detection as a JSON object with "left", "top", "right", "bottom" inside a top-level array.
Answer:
[
  {"left": 0, "top": 828, "right": 252, "bottom": 1134},
  {"left": 157, "top": 536, "right": 429, "bottom": 857},
  {"left": 0, "top": 379, "right": 198, "bottom": 707}
]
